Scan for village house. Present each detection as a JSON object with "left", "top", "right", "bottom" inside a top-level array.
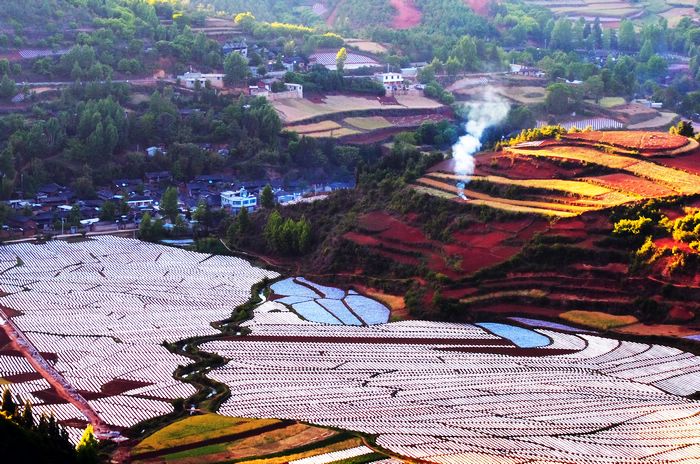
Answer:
[
  {"left": 375, "top": 72, "right": 404, "bottom": 93},
  {"left": 177, "top": 72, "right": 226, "bottom": 89},
  {"left": 221, "top": 187, "right": 257, "bottom": 213},
  {"left": 222, "top": 40, "right": 248, "bottom": 57}
]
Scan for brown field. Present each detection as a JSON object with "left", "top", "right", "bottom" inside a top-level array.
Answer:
[
  {"left": 286, "top": 120, "right": 342, "bottom": 134},
  {"left": 583, "top": 173, "right": 677, "bottom": 197},
  {"left": 627, "top": 111, "right": 679, "bottom": 130},
  {"left": 562, "top": 131, "right": 690, "bottom": 152},
  {"left": 344, "top": 39, "right": 388, "bottom": 54},
  {"left": 615, "top": 322, "right": 700, "bottom": 338},
  {"left": 454, "top": 85, "right": 547, "bottom": 105},
  {"left": 304, "top": 127, "right": 360, "bottom": 138},
  {"left": 344, "top": 116, "right": 393, "bottom": 130},
  {"left": 273, "top": 94, "right": 443, "bottom": 123},
  {"left": 416, "top": 131, "right": 700, "bottom": 218}
]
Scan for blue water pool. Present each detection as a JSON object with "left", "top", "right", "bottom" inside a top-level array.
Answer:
[{"left": 476, "top": 322, "right": 551, "bottom": 348}]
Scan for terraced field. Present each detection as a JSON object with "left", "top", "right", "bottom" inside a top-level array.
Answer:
[
  {"left": 285, "top": 111, "right": 451, "bottom": 142},
  {"left": 202, "top": 291, "right": 700, "bottom": 464},
  {"left": 414, "top": 131, "right": 700, "bottom": 217}
]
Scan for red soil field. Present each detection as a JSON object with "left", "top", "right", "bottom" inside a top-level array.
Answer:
[
  {"left": 325, "top": 0, "right": 343, "bottom": 27},
  {"left": 452, "top": 230, "right": 511, "bottom": 248},
  {"left": 584, "top": 173, "right": 677, "bottom": 197},
  {"left": 5, "top": 372, "right": 43, "bottom": 383},
  {"left": 343, "top": 231, "right": 381, "bottom": 246},
  {"left": 358, "top": 211, "right": 392, "bottom": 232},
  {"left": 474, "top": 153, "right": 584, "bottom": 180},
  {"left": 668, "top": 306, "right": 695, "bottom": 323},
  {"left": 654, "top": 152, "right": 700, "bottom": 176},
  {"left": 389, "top": 0, "right": 422, "bottom": 29},
  {"left": 33, "top": 387, "right": 69, "bottom": 405},
  {"left": 563, "top": 131, "right": 689, "bottom": 152},
  {"left": 464, "top": 0, "right": 493, "bottom": 16},
  {"left": 101, "top": 378, "right": 152, "bottom": 396},
  {"left": 380, "top": 222, "right": 429, "bottom": 244},
  {"left": 375, "top": 249, "right": 422, "bottom": 266}
]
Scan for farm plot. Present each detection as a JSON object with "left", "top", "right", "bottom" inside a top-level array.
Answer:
[
  {"left": 509, "top": 144, "right": 700, "bottom": 195},
  {"left": 562, "top": 130, "right": 692, "bottom": 153},
  {"left": 271, "top": 277, "right": 390, "bottom": 326},
  {"left": 416, "top": 131, "right": 700, "bottom": 217},
  {"left": 344, "top": 39, "right": 388, "bottom": 54},
  {"left": 344, "top": 116, "right": 393, "bottom": 131},
  {"left": 272, "top": 94, "right": 443, "bottom": 124},
  {"left": 203, "top": 299, "right": 700, "bottom": 464},
  {"left": 0, "top": 237, "right": 278, "bottom": 432}
]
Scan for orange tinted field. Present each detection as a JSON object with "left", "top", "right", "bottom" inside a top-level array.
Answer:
[
  {"left": 416, "top": 131, "right": 700, "bottom": 217},
  {"left": 562, "top": 131, "right": 690, "bottom": 152},
  {"left": 584, "top": 173, "right": 677, "bottom": 197}
]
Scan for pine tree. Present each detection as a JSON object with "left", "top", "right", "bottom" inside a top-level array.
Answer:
[
  {"left": 260, "top": 184, "right": 274, "bottom": 208},
  {"left": 161, "top": 186, "right": 179, "bottom": 222},
  {"left": 20, "top": 400, "right": 33, "bottom": 429},
  {"left": 1, "top": 387, "right": 17, "bottom": 417}
]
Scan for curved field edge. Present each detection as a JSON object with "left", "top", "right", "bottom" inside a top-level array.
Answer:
[{"left": 119, "top": 273, "right": 396, "bottom": 462}]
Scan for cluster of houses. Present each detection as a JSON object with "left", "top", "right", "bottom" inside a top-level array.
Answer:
[
  {"left": 173, "top": 35, "right": 424, "bottom": 97},
  {"left": 1, "top": 173, "right": 355, "bottom": 240}
]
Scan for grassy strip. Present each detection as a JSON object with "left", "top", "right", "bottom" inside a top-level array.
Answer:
[
  {"left": 329, "top": 452, "right": 387, "bottom": 464},
  {"left": 560, "top": 310, "right": 638, "bottom": 330},
  {"left": 219, "top": 433, "right": 357, "bottom": 463},
  {"left": 132, "top": 415, "right": 280, "bottom": 455}
]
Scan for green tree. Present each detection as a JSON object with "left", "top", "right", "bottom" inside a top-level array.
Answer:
[
  {"left": 0, "top": 74, "right": 15, "bottom": 99},
  {"left": 224, "top": 51, "right": 250, "bottom": 86},
  {"left": 237, "top": 206, "right": 251, "bottom": 233},
  {"left": 450, "top": 35, "right": 479, "bottom": 71},
  {"left": 619, "top": 19, "right": 636, "bottom": 51},
  {"left": 99, "top": 200, "right": 116, "bottom": 221},
  {"left": 260, "top": 184, "right": 275, "bottom": 208},
  {"left": 139, "top": 212, "right": 152, "bottom": 239},
  {"left": 1, "top": 388, "right": 17, "bottom": 417},
  {"left": 584, "top": 75, "right": 604, "bottom": 102},
  {"left": 68, "top": 205, "right": 82, "bottom": 228},
  {"left": 671, "top": 120, "right": 695, "bottom": 137},
  {"left": 160, "top": 186, "right": 179, "bottom": 222},
  {"left": 545, "top": 83, "right": 571, "bottom": 114},
  {"left": 19, "top": 401, "right": 33, "bottom": 429},
  {"left": 550, "top": 18, "right": 573, "bottom": 51}
]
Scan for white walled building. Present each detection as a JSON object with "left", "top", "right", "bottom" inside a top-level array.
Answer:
[
  {"left": 177, "top": 72, "right": 226, "bottom": 89},
  {"left": 221, "top": 188, "right": 257, "bottom": 212},
  {"left": 375, "top": 72, "right": 404, "bottom": 92}
]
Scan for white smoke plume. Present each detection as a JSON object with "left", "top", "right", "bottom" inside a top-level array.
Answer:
[{"left": 453, "top": 89, "right": 511, "bottom": 177}]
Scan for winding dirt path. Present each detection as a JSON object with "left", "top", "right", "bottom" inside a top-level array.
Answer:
[{"left": 0, "top": 307, "right": 115, "bottom": 437}]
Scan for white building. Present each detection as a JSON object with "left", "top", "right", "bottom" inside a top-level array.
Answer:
[
  {"left": 221, "top": 188, "right": 257, "bottom": 212},
  {"left": 375, "top": 72, "right": 404, "bottom": 92},
  {"left": 177, "top": 72, "right": 226, "bottom": 89}
]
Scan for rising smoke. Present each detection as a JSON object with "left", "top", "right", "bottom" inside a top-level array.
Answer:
[{"left": 452, "top": 89, "right": 511, "bottom": 177}]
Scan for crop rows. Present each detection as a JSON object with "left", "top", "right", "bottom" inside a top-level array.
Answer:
[{"left": 205, "top": 299, "right": 700, "bottom": 464}]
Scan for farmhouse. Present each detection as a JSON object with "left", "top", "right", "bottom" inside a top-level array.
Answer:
[
  {"left": 375, "top": 72, "right": 404, "bottom": 92},
  {"left": 126, "top": 195, "right": 154, "bottom": 209},
  {"left": 222, "top": 40, "right": 248, "bottom": 57},
  {"left": 221, "top": 187, "right": 257, "bottom": 212},
  {"left": 177, "top": 72, "right": 225, "bottom": 89}
]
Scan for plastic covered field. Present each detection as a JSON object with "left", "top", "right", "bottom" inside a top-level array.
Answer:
[
  {"left": 476, "top": 322, "right": 551, "bottom": 348},
  {"left": 272, "top": 277, "right": 390, "bottom": 326}
]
